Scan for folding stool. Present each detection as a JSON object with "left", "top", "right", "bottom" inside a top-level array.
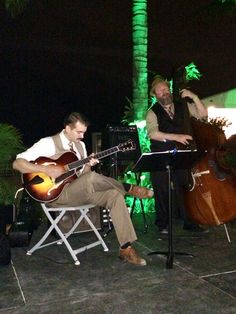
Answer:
[{"left": 27, "top": 203, "right": 109, "bottom": 265}]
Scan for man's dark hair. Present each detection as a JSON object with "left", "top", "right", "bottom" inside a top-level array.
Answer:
[{"left": 63, "top": 112, "right": 90, "bottom": 128}]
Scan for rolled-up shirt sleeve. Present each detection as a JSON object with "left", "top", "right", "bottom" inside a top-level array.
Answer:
[{"left": 146, "top": 109, "right": 159, "bottom": 138}]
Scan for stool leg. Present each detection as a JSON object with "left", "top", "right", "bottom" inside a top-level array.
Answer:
[
  {"left": 27, "top": 210, "right": 65, "bottom": 254},
  {"left": 27, "top": 204, "right": 108, "bottom": 266}
]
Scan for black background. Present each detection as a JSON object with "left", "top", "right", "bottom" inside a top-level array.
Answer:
[{"left": 0, "top": 1, "right": 235, "bottom": 150}]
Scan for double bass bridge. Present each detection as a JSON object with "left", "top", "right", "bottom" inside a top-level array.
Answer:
[{"left": 189, "top": 169, "right": 210, "bottom": 191}]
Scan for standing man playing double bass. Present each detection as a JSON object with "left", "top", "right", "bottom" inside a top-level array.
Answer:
[{"left": 146, "top": 75, "right": 208, "bottom": 234}]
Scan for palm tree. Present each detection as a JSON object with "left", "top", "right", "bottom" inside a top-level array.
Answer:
[{"left": 132, "top": 0, "right": 148, "bottom": 122}]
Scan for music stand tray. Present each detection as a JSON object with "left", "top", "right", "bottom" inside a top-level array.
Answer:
[
  {"left": 132, "top": 149, "right": 204, "bottom": 172},
  {"left": 132, "top": 149, "right": 205, "bottom": 269}
]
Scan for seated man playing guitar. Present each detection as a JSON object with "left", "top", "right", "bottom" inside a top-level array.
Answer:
[{"left": 13, "top": 112, "right": 153, "bottom": 266}]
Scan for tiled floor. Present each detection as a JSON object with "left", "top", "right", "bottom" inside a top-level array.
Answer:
[{"left": 1, "top": 211, "right": 236, "bottom": 313}]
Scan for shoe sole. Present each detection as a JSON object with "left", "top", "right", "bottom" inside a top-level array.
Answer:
[{"left": 119, "top": 256, "right": 147, "bottom": 266}]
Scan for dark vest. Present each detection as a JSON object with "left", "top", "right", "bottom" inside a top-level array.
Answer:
[{"left": 150, "top": 100, "right": 196, "bottom": 152}]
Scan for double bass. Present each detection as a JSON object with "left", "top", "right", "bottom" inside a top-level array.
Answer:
[{"left": 184, "top": 118, "right": 236, "bottom": 226}]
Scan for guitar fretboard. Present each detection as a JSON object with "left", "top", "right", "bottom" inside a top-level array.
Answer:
[{"left": 67, "top": 146, "right": 120, "bottom": 171}]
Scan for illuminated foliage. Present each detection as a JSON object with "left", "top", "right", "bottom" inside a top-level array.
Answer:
[
  {"left": 185, "top": 62, "right": 202, "bottom": 81},
  {"left": 5, "top": 0, "right": 29, "bottom": 17},
  {"left": 122, "top": 122, "right": 154, "bottom": 213},
  {"left": 124, "top": 0, "right": 153, "bottom": 213},
  {"left": 122, "top": 119, "right": 154, "bottom": 213},
  {"left": 132, "top": 0, "right": 148, "bottom": 121},
  {"left": 122, "top": 98, "right": 135, "bottom": 125}
]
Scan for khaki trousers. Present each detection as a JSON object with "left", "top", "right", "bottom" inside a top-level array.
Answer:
[{"left": 50, "top": 171, "right": 137, "bottom": 246}]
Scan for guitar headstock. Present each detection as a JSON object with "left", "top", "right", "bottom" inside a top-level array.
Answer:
[{"left": 118, "top": 139, "right": 136, "bottom": 152}]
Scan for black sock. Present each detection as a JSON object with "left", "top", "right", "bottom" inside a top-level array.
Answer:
[
  {"left": 123, "top": 183, "right": 132, "bottom": 192},
  {"left": 121, "top": 242, "right": 131, "bottom": 249}
]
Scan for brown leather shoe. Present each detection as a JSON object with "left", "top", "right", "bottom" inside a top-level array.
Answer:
[
  {"left": 119, "top": 246, "right": 147, "bottom": 266},
  {"left": 127, "top": 185, "right": 154, "bottom": 199}
]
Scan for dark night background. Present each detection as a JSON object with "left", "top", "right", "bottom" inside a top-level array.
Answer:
[{"left": 0, "top": 0, "right": 236, "bottom": 150}]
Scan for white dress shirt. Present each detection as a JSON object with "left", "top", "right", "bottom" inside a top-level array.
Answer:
[{"left": 16, "top": 130, "right": 87, "bottom": 162}]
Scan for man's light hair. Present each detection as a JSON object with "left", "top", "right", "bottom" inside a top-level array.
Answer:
[{"left": 149, "top": 75, "right": 170, "bottom": 96}]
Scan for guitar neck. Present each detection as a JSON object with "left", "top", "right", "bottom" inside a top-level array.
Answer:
[{"left": 67, "top": 146, "right": 120, "bottom": 170}]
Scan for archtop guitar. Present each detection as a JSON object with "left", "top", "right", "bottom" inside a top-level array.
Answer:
[{"left": 22, "top": 140, "right": 135, "bottom": 203}]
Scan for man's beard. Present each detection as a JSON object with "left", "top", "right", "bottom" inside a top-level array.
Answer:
[{"left": 158, "top": 94, "right": 173, "bottom": 107}]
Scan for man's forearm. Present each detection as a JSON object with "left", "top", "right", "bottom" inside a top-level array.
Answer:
[
  {"left": 149, "top": 131, "right": 193, "bottom": 145},
  {"left": 149, "top": 131, "right": 178, "bottom": 142},
  {"left": 12, "top": 158, "right": 45, "bottom": 174},
  {"left": 193, "top": 96, "right": 208, "bottom": 118}
]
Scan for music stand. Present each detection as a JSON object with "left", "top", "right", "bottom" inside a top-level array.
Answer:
[{"left": 132, "top": 149, "right": 205, "bottom": 269}]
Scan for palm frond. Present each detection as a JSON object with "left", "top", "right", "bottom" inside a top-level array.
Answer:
[
  {"left": 0, "top": 178, "right": 18, "bottom": 205},
  {"left": 185, "top": 62, "right": 202, "bottom": 81},
  {"left": 121, "top": 98, "right": 135, "bottom": 124},
  {"left": 0, "top": 123, "right": 25, "bottom": 164}
]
